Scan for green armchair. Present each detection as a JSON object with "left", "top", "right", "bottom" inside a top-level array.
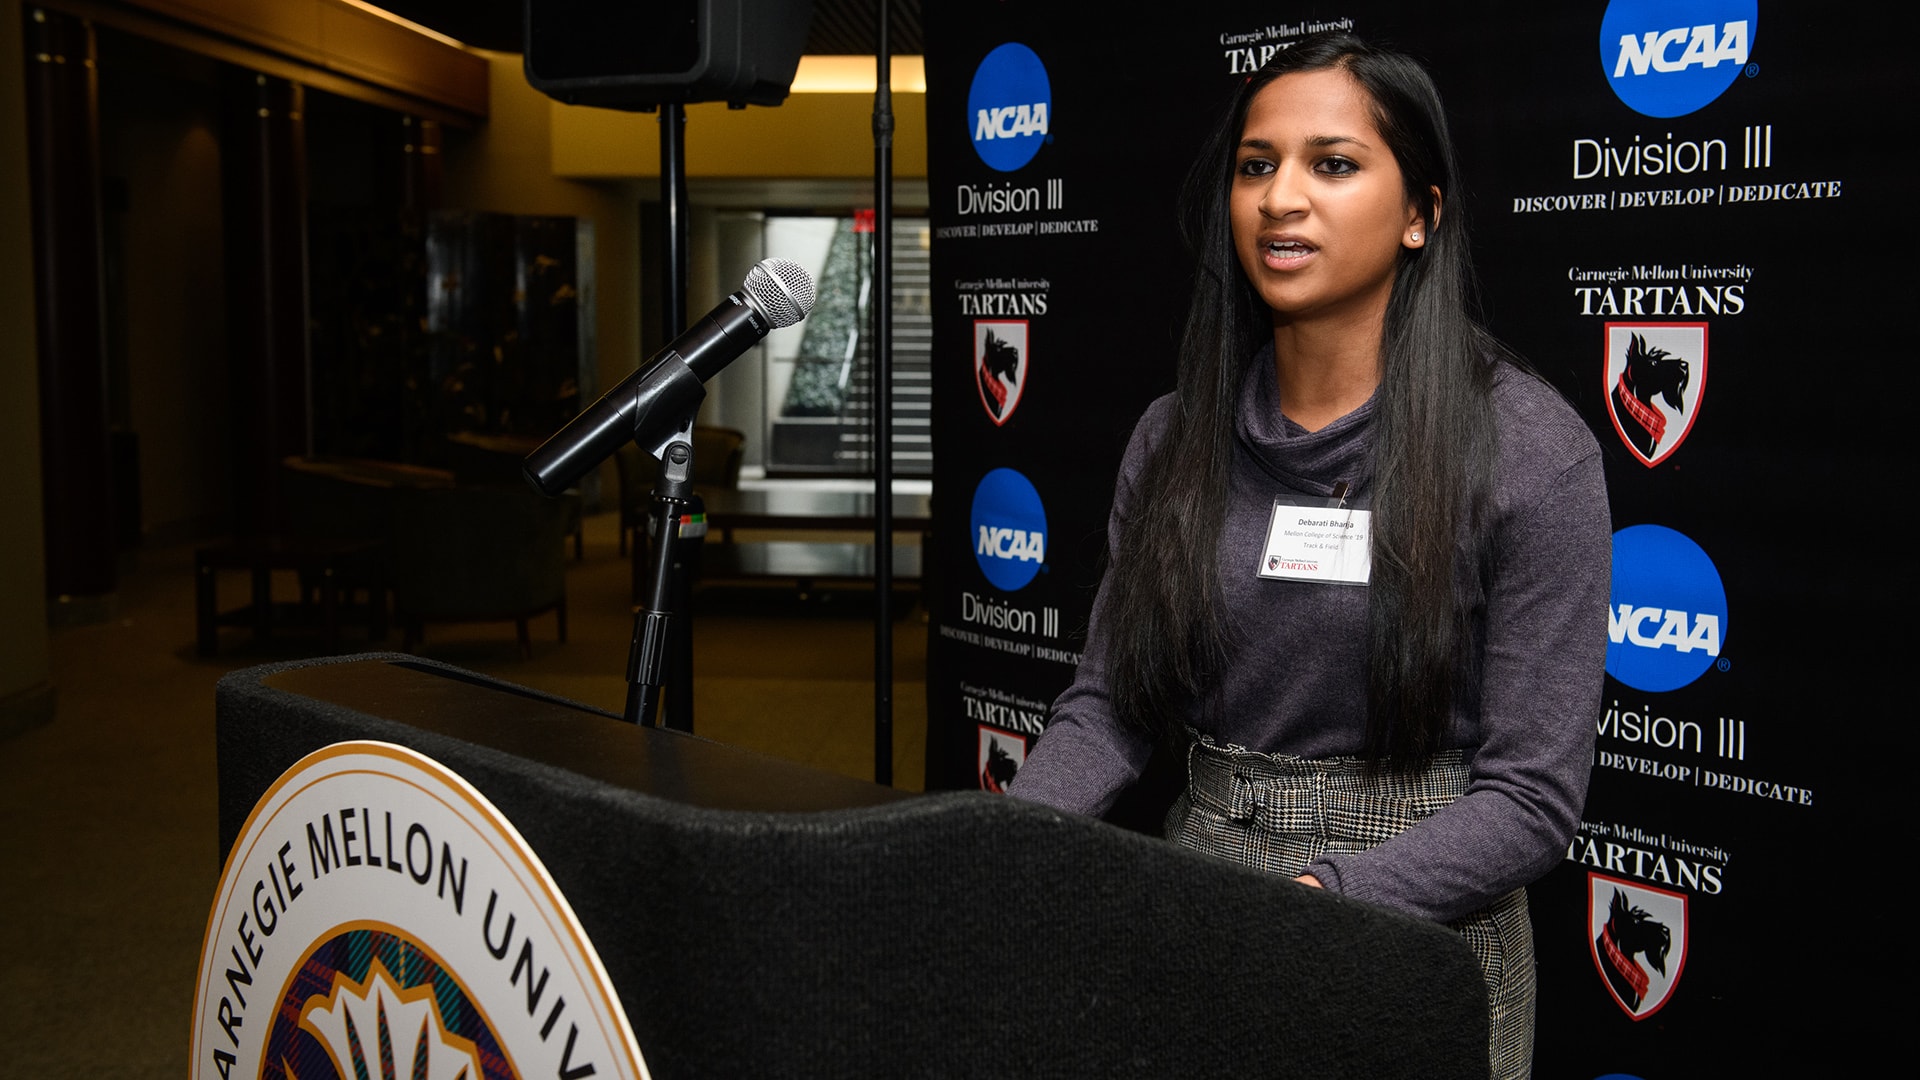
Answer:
[{"left": 386, "top": 483, "right": 571, "bottom": 658}]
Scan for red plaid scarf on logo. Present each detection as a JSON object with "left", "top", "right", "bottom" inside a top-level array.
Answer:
[{"left": 1615, "top": 371, "right": 1667, "bottom": 443}]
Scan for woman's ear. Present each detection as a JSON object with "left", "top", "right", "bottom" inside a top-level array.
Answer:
[{"left": 1405, "top": 185, "right": 1442, "bottom": 249}]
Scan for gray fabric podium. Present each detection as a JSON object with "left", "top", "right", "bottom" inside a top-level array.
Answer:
[{"left": 215, "top": 653, "right": 1490, "bottom": 1079}]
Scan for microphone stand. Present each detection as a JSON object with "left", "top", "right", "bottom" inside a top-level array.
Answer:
[
  {"left": 632, "top": 99, "right": 698, "bottom": 730},
  {"left": 625, "top": 96, "right": 701, "bottom": 731},
  {"left": 627, "top": 417, "right": 700, "bottom": 727}
]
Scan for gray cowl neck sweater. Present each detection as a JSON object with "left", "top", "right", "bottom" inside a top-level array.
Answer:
[{"left": 1007, "top": 348, "right": 1611, "bottom": 922}]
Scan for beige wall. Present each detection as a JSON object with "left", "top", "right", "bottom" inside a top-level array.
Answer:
[
  {"left": 0, "top": 0, "right": 53, "bottom": 708},
  {"left": 441, "top": 48, "right": 644, "bottom": 372},
  {"left": 439, "top": 51, "right": 930, "bottom": 498},
  {"left": 440, "top": 50, "right": 646, "bottom": 501},
  {"left": 550, "top": 91, "right": 928, "bottom": 180},
  {"left": 437, "top": 49, "right": 929, "bottom": 380}
]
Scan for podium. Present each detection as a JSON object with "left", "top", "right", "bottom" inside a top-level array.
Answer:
[{"left": 216, "top": 653, "right": 1490, "bottom": 1078}]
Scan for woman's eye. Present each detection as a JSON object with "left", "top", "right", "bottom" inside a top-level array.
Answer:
[
  {"left": 1317, "top": 157, "right": 1359, "bottom": 176},
  {"left": 1238, "top": 158, "right": 1275, "bottom": 178}
]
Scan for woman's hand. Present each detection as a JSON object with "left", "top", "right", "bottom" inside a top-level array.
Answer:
[{"left": 1295, "top": 874, "right": 1324, "bottom": 888}]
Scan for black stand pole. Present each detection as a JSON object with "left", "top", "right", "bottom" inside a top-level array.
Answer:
[
  {"left": 626, "top": 100, "right": 699, "bottom": 731},
  {"left": 625, "top": 422, "right": 698, "bottom": 726},
  {"left": 871, "top": 0, "right": 895, "bottom": 786},
  {"left": 661, "top": 102, "right": 689, "bottom": 342}
]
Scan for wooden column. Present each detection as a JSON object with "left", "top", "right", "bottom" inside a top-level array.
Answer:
[
  {"left": 23, "top": 5, "right": 114, "bottom": 606},
  {"left": 223, "top": 69, "right": 309, "bottom": 538}
]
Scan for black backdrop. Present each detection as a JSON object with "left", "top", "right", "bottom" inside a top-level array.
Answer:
[{"left": 922, "top": 2, "right": 1910, "bottom": 1072}]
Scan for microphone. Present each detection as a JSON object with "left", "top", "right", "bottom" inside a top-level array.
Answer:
[{"left": 522, "top": 258, "right": 815, "bottom": 497}]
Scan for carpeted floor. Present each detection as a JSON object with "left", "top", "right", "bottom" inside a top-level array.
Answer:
[{"left": 0, "top": 509, "right": 927, "bottom": 1077}]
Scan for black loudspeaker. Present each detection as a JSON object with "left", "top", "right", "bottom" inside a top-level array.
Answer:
[{"left": 524, "top": 0, "right": 814, "bottom": 109}]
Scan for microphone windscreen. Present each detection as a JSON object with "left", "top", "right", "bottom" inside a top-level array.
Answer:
[{"left": 744, "top": 258, "right": 815, "bottom": 328}]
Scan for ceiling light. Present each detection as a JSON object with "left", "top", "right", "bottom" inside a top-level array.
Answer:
[{"left": 789, "top": 55, "right": 926, "bottom": 94}]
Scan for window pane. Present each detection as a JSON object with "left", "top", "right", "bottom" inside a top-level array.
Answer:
[{"left": 761, "top": 214, "right": 931, "bottom": 478}]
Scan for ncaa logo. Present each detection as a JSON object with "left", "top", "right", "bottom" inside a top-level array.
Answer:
[
  {"left": 1606, "top": 525, "right": 1727, "bottom": 693},
  {"left": 1599, "top": 0, "right": 1756, "bottom": 118},
  {"left": 971, "top": 467, "right": 1047, "bottom": 590},
  {"left": 967, "top": 43, "right": 1052, "bottom": 172}
]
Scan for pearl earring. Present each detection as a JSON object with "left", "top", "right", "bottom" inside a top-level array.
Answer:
[{"left": 1410, "top": 231, "right": 1421, "bottom": 243}]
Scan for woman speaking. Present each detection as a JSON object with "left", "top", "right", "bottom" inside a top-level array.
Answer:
[{"left": 1005, "top": 33, "right": 1611, "bottom": 1079}]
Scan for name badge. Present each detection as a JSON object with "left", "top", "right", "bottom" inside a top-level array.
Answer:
[{"left": 1258, "top": 501, "right": 1371, "bottom": 585}]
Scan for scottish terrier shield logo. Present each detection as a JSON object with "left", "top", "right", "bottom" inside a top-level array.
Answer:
[
  {"left": 1603, "top": 323, "right": 1707, "bottom": 467},
  {"left": 1589, "top": 872, "right": 1689, "bottom": 1020},
  {"left": 978, "top": 727, "right": 1027, "bottom": 793},
  {"left": 975, "top": 320, "right": 1029, "bottom": 425}
]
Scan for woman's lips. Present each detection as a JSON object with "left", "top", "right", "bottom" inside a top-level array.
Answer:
[{"left": 1262, "top": 238, "right": 1316, "bottom": 269}]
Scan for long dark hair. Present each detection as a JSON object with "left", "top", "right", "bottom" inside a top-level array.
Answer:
[{"left": 1103, "top": 33, "right": 1506, "bottom": 766}]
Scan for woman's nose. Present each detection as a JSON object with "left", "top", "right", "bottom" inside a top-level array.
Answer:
[{"left": 1259, "top": 163, "right": 1310, "bottom": 218}]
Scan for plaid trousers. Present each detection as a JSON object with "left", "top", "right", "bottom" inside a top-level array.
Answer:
[{"left": 1166, "top": 735, "right": 1535, "bottom": 1080}]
